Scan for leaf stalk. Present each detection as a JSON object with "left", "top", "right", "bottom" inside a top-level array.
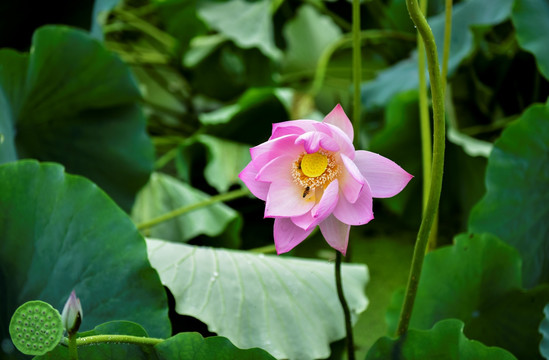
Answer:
[{"left": 396, "top": 0, "right": 446, "bottom": 336}]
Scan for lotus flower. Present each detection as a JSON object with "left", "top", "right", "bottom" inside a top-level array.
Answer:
[
  {"left": 239, "top": 104, "right": 412, "bottom": 255},
  {"left": 61, "top": 290, "right": 83, "bottom": 335}
]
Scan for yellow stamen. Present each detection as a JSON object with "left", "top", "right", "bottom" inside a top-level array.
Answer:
[{"left": 301, "top": 152, "right": 328, "bottom": 178}]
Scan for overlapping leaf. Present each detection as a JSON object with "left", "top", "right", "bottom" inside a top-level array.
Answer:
[
  {"left": 361, "top": 0, "right": 514, "bottom": 108},
  {"left": 0, "top": 26, "right": 154, "bottom": 211},
  {"left": 146, "top": 238, "right": 369, "bottom": 360},
  {"left": 512, "top": 0, "right": 549, "bottom": 80},
  {"left": 469, "top": 102, "right": 549, "bottom": 287},
  {"left": 386, "top": 233, "right": 549, "bottom": 359},
  {"left": 0, "top": 161, "right": 170, "bottom": 349},
  {"left": 197, "top": 0, "right": 280, "bottom": 60},
  {"left": 366, "top": 319, "right": 517, "bottom": 360}
]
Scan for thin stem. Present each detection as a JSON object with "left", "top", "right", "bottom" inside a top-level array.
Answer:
[
  {"left": 417, "top": 0, "right": 431, "bottom": 217},
  {"left": 441, "top": 0, "right": 453, "bottom": 92},
  {"left": 75, "top": 334, "right": 163, "bottom": 347},
  {"left": 352, "top": 0, "right": 362, "bottom": 149},
  {"left": 335, "top": 252, "right": 355, "bottom": 360},
  {"left": 396, "top": 0, "right": 446, "bottom": 336},
  {"left": 249, "top": 244, "right": 277, "bottom": 254},
  {"left": 310, "top": 30, "right": 415, "bottom": 95},
  {"left": 68, "top": 333, "right": 78, "bottom": 360},
  {"left": 136, "top": 189, "right": 249, "bottom": 230},
  {"left": 111, "top": 9, "right": 177, "bottom": 53}
]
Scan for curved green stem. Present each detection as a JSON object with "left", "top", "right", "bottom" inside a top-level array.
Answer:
[
  {"left": 335, "top": 252, "right": 355, "bottom": 360},
  {"left": 75, "top": 334, "right": 163, "bottom": 347},
  {"left": 352, "top": 0, "right": 362, "bottom": 149},
  {"left": 136, "top": 189, "right": 249, "bottom": 231},
  {"left": 396, "top": 0, "right": 446, "bottom": 336},
  {"left": 417, "top": 0, "right": 431, "bottom": 218}
]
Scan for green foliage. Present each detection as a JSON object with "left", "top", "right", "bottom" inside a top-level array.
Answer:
[
  {"left": 0, "top": 26, "right": 154, "bottom": 211},
  {"left": 132, "top": 172, "right": 242, "bottom": 245},
  {"left": 197, "top": 0, "right": 280, "bottom": 61},
  {"left": 387, "top": 233, "right": 549, "bottom": 359},
  {"left": 36, "top": 321, "right": 151, "bottom": 359},
  {"left": 362, "top": 0, "right": 514, "bottom": 109},
  {"left": 512, "top": 0, "right": 549, "bottom": 80},
  {"left": 146, "top": 238, "right": 368, "bottom": 360},
  {"left": 155, "top": 333, "right": 276, "bottom": 360},
  {"left": 469, "top": 102, "right": 549, "bottom": 288},
  {"left": 282, "top": 4, "right": 342, "bottom": 74},
  {"left": 2, "top": 0, "right": 549, "bottom": 358},
  {"left": 34, "top": 319, "right": 276, "bottom": 360},
  {"left": 0, "top": 161, "right": 170, "bottom": 345},
  {"left": 366, "top": 319, "right": 517, "bottom": 360}
]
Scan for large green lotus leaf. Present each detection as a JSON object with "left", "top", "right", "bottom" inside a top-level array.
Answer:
[
  {"left": 197, "top": 0, "right": 280, "bottom": 60},
  {"left": 361, "top": 0, "right": 514, "bottom": 108},
  {"left": 0, "top": 49, "right": 27, "bottom": 163},
  {"left": 36, "top": 321, "right": 150, "bottom": 359},
  {"left": 512, "top": 0, "right": 549, "bottom": 80},
  {"left": 540, "top": 304, "right": 549, "bottom": 359},
  {"left": 387, "top": 233, "right": 549, "bottom": 359},
  {"left": 469, "top": 103, "right": 549, "bottom": 287},
  {"left": 281, "top": 4, "right": 342, "bottom": 75},
  {"left": 366, "top": 319, "right": 517, "bottom": 360},
  {"left": 131, "top": 172, "right": 242, "bottom": 244},
  {"left": 0, "top": 160, "right": 170, "bottom": 356},
  {"left": 0, "top": 25, "right": 154, "bottom": 211},
  {"left": 155, "top": 332, "right": 276, "bottom": 360},
  {"left": 146, "top": 238, "right": 369, "bottom": 360}
]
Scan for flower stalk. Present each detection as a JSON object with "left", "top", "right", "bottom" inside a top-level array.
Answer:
[
  {"left": 396, "top": 0, "right": 446, "bottom": 336},
  {"left": 335, "top": 252, "right": 355, "bottom": 360}
]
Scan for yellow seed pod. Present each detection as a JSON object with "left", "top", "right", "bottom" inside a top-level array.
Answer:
[{"left": 301, "top": 152, "right": 328, "bottom": 178}]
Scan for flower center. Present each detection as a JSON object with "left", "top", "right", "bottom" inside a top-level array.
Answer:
[
  {"left": 300, "top": 152, "right": 328, "bottom": 177},
  {"left": 292, "top": 150, "right": 340, "bottom": 199}
]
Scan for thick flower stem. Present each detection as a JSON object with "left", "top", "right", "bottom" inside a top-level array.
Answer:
[
  {"left": 68, "top": 333, "right": 78, "bottom": 360},
  {"left": 396, "top": 0, "right": 446, "bottom": 336},
  {"left": 335, "top": 251, "right": 355, "bottom": 360}
]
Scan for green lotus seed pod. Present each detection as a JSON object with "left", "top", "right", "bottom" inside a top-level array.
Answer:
[{"left": 9, "top": 301, "right": 63, "bottom": 356}]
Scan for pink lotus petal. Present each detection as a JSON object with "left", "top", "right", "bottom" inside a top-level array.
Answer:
[
  {"left": 325, "top": 123, "right": 356, "bottom": 159},
  {"left": 340, "top": 154, "right": 365, "bottom": 204},
  {"left": 291, "top": 180, "right": 339, "bottom": 230},
  {"left": 323, "top": 104, "right": 354, "bottom": 142},
  {"left": 319, "top": 215, "right": 351, "bottom": 255},
  {"left": 353, "top": 150, "right": 413, "bottom": 198},
  {"left": 250, "top": 134, "right": 301, "bottom": 169},
  {"left": 265, "top": 180, "right": 315, "bottom": 218},
  {"left": 274, "top": 217, "right": 314, "bottom": 254},
  {"left": 333, "top": 183, "right": 374, "bottom": 225},
  {"left": 255, "top": 155, "right": 293, "bottom": 183},
  {"left": 270, "top": 124, "right": 306, "bottom": 140},
  {"left": 295, "top": 131, "right": 339, "bottom": 153},
  {"left": 239, "top": 162, "right": 269, "bottom": 201},
  {"left": 271, "top": 120, "right": 318, "bottom": 139}
]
